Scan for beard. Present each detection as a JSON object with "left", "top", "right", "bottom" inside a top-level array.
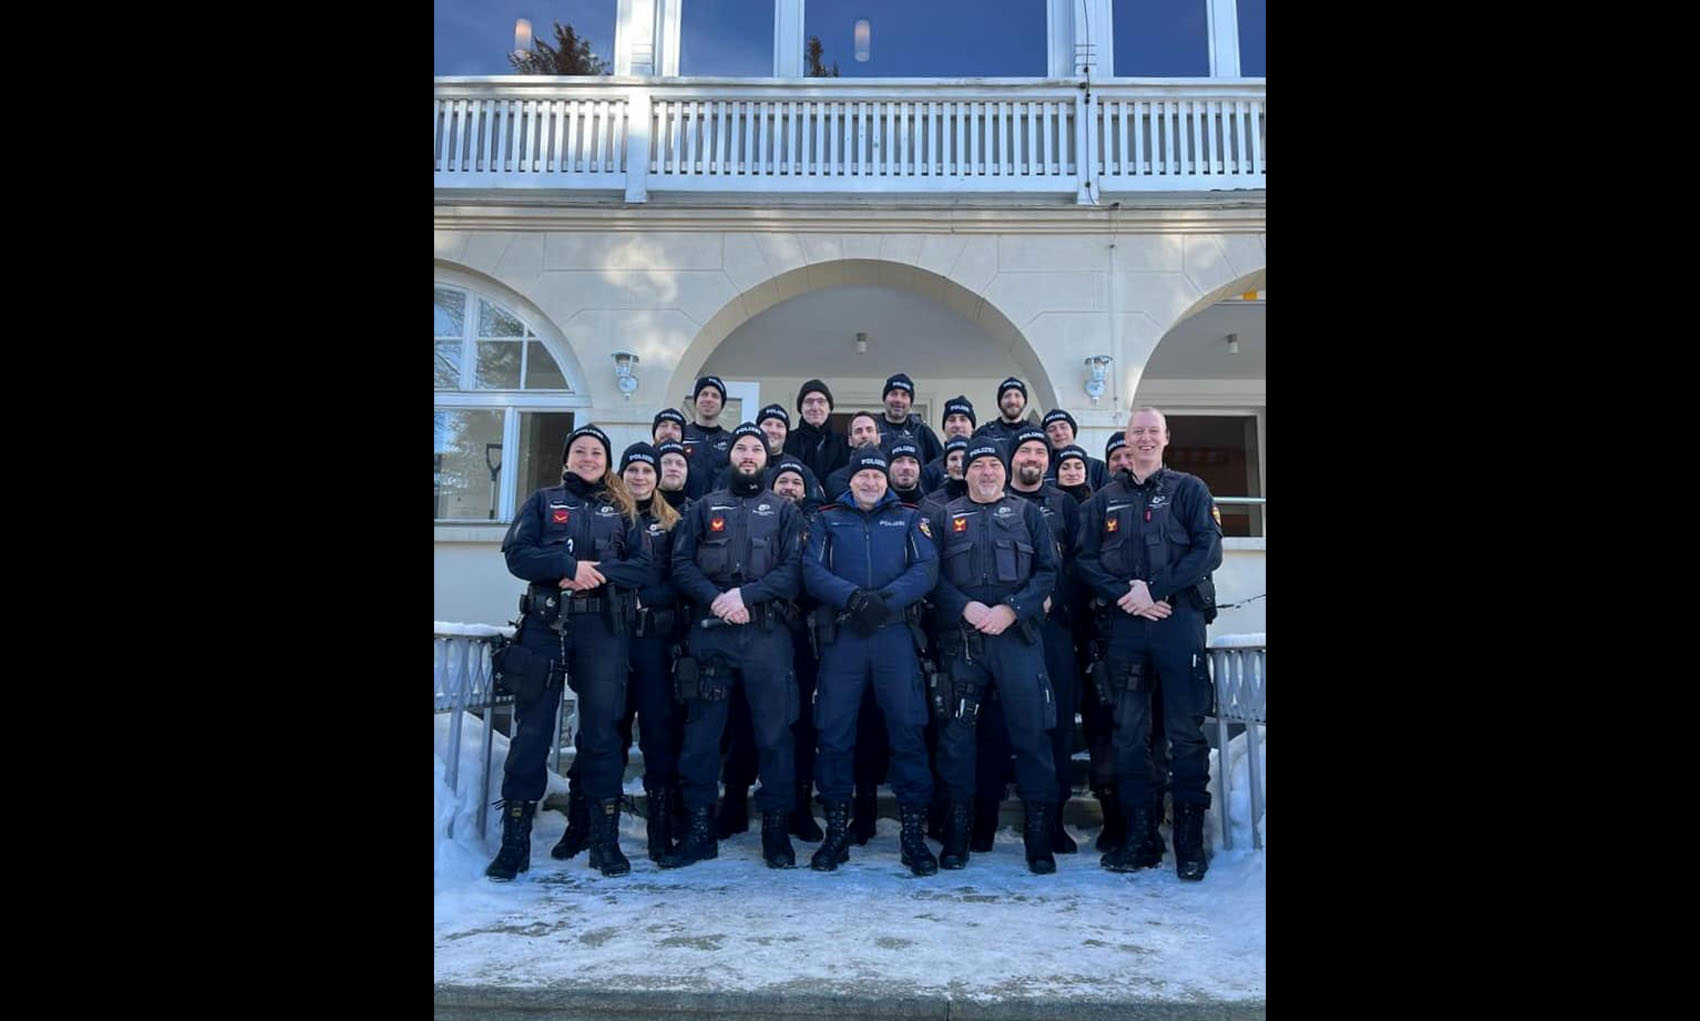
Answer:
[
  {"left": 1015, "top": 463, "right": 1044, "bottom": 486},
  {"left": 732, "top": 462, "right": 765, "bottom": 482}
]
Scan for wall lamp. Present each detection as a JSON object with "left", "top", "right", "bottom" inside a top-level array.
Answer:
[
  {"left": 1083, "top": 354, "right": 1113, "bottom": 404},
  {"left": 612, "top": 351, "right": 640, "bottom": 399}
]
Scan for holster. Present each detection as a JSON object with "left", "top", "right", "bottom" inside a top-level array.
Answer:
[
  {"left": 948, "top": 660, "right": 988, "bottom": 729},
  {"left": 490, "top": 621, "right": 553, "bottom": 703},
  {"left": 674, "top": 653, "right": 732, "bottom": 706},
  {"left": 519, "top": 586, "right": 561, "bottom": 627},
  {"left": 808, "top": 604, "right": 843, "bottom": 658}
]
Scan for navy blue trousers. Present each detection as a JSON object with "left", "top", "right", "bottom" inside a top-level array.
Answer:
[
  {"left": 813, "top": 625, "right": 933, "bottom": 806},
  {"left": 501, "top": 612, "right": 628, "bottom": 802},
  {"left": 677, "top": 622, "right": 798, "bottom": 813},
  {"left": 619, "top": 621, "right": 682, "bottom": 790},
  {"left": 1104, "top": 606, "right": 1212, "bottom": 808},
  {"left": 936, "top": 630, "right": 1056, "bottom": 803}
]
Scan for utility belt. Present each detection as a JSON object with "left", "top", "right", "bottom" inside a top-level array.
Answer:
[
  {"left": 633, "top": 605, "right": 678, "bottom": 639},
  {"left": 932, "top": 624, "right": 990, "bottom": 729},
  {"left": 521, "top": 585, "right": 636, "bottom": 636},
  {"left": 1093, "top": 582, "right": 1211, "bottom": 622}
]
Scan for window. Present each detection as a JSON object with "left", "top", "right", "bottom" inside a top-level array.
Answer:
[
  {"left": 434, "top": 280, "right": 585, "bottom": 523},
  {"left": 433, "top": 0, "right": 616, "bottom": 77},
  {"left": 1236, "top": 0, "right": 1265, "bottom": 77},
  {"left": 1165, "top": 414, "right": 1263, "bottom": 537},
  {"left": 803, "top": 0, "right": 1047, "bottom": 78},
  {"left": 1112, "top": 0, "right": 1210, "bottom": 77},
  {"left": 680, "top": 0, "right": 775, "bottom": 76}
]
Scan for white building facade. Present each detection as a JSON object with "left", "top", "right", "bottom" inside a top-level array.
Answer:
[{"left": 435, "top": 0, "right": 1265, "bottom": 633}]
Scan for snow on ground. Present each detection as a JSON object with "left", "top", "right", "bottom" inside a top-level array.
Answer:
[{"left": 434, "top": 712, "right": 1265, "bottom": 1003}]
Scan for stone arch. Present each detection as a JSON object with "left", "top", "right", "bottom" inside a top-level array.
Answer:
[{"left": 665, "top": 258, "right": 1061, "bottom": 415}]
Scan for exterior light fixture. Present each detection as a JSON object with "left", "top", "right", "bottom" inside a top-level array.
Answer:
[
  {"left": 854, "top": 19, "right": 871, "bottom": 62},
  {"left": 1227, "top": 333, "right": 1240, "bottom": 355},
  {"left": 856, "top": 331, "right": 868, "bottom": 354},
  {"left": 612, "top": 351, "right": 640, "bottom": 398},
  {"left": 1083, "top": 354, "right": 1113, "bottom": 404},
  {"left": 514, "top": 18, "right": 533, "bottom": 59}
]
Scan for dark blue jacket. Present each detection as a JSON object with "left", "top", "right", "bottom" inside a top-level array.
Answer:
[
  {"left": 1044, "top": 455, "right": 1110, "bottom": 491},
  {"left": 1074, "top": 467, "right": 1223, "bottom": 605},
  {"left": 634, "top": 498, "right": 688, "bottom": 610},
  {"left": 502, "top": 479, "right": 651, "bottom": 591},
  {"left": 1011, "top": 483, "right": 1081, "bottom": 625},
  {"left": 683, "top": 422, "right": 733, "bottom": 500},
  {"left": 875, "top": 413, "right": 945, "bottom": 466},
  {"left": 925, "top": 492, "right": 1058, "bottom": 626},
  {"left": 803, "top": 489, "right": 939, "bottom": 614},
  {"left": 671, "top": 483, "right": 805, "bottom": 612}
]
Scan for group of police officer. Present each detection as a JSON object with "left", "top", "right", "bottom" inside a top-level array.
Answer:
[{"left": 485, "top": 371, "right": 1223, "bottom": 886}]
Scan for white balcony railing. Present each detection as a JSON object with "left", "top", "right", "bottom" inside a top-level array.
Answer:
[{"left": 433, "top": 77, "right": 1265, "bottom": 202}]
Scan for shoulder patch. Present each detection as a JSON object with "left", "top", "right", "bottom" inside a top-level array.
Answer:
[
  {"left": 918, "top": 518, "right": 933, "bottom": 539},
  {"left": 1211, "top": 504, "right": 1222, "bottom": 527}
]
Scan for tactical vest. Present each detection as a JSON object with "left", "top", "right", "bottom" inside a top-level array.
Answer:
[
  {"left": 537, "top": 484, "right": 630, "bottom": 565},
  {"left": 694, "top": 490, "right": 787, "bottom": 586},
  {"left": 1096, "top": 472, "right": 1194, "bottom": 583},
  {"left": 939, "top": 495, "right": 1040, "bottom": 591}
]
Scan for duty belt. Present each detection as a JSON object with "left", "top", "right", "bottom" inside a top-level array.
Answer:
[{"left": 521, "top": 589, "right": 613, "bottom": 616}]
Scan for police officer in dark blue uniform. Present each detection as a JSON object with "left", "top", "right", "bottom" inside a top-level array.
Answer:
[
  {"left": 683, "top": 376, "right": 733, "bottom": 500},
  {"left": 922, "top": 397, "right": 976, "bottom": 493},
  {"left": 821, "top": 411, "right": 886, "bottom": 500},
  {"left": 1041, "top": 410, "right": 1110, "bottom": 490},
  {"left": 487, "top": 425, "right": 651, "bottom": 881},
  {"left": 653, "top": 407, "right": 687, "bottom": 447},
  {"left": 803, "top": 445, "right": 941, "bottom": 875},
  {"left": 1054, "top": 444, "right": 1095, "bottom": 503},
  {"left": 925, "top": 441, "right": 1062, "bottom": 874},
  {"left": 978, "top": 377, "right": 1036, "bottom": 458},
  {"left": 610, "top": 441, "right": 689, "bottom": 862},
  {"left": 1006, "top": 426, "right": 1086, "bottom": 855},
  {"left": 874, "top": 373, "right": 945, "bottom": 465},
  {"left": 663, "top": 422, "right": 808, "bottom": 870},
  {"left": 712, "top": 404, "right": 826, "bottom": 502},
  {"left": 767, "top": 457, "right": 826, "bottom": 841},
  {"left": 1075, "top": 407, "right": 1223, "bottom": 881},
  {"left": 922, "top": 436, "right": 971, "bottom": 507}
]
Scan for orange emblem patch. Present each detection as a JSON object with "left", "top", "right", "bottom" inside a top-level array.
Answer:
[
  {"left": 951, "top": 516, "right": 968, "bottom": 534},
  {"left": 710, "top": 516, "right": 726, "bottom": 533},
  {"left": 1105, "top": 516, "right": 1119, "bottom": 534}
]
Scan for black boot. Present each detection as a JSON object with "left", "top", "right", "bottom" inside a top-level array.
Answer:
[
  {"left": 549, "top": 784, "right": 590, "bottom": 860},
  {"left": 485, "top": 799, "right": 535, "bottom": 881},
  {"left": 643, "top": 786, "right": 675, "bottom": 862},
  {"left": 1051, "top": 798, "right": 1078, "bottom": 854},
  {"left": 970, "top": 793, "right": 1000, "bottom": 852},
  {"left": 926, "top": 794, "right": 949, "bottom": 842},
  {"left": 761, "top": 809, "right": 796, "bottom": 869},
  {"left": 811, "top": 800, "right": 853, "bottom": 871},
  {"left": 1101, "top": 799, "right": 1160, "bottom": 872},
  {"left": 898, "top": 805, "right": 939, "bottom": 876},
  {"left": 586, "top": 797, "right": 631, "bottom": 877},
  {"left": 939, "top": 799, "right": 972, "bottom": 870},
  {"left": 657, "top": 805, "right": 718, "bottom": 869},
  {"left": 790, "top": 783, "right": 823, "bottom": 842},
  {"left": 1147, "top": 792, "right": 1167, "bottom": 863},
  {"left": 1094, "top": 786, "right": 1126, "bottom": 853},
  {"left": 1173, "top": 802, "right": 1209, "bottom": 881},
  {"left": 714, "top": 784, "right": 750, "bottom": 838},
  {"left": 1023, "top": 801, "right": 1057, "bottom": 874},
  {"left": 849, "top": 791, "right": 878, "bottom": 846}
]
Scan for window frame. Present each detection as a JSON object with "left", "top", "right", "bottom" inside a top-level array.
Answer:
[{"left": 434, "top": 272, "right": 591, "bottom": 525}]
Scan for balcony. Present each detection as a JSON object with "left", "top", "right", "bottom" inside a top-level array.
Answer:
[{"left": 433, "top": 77, "right": 1265, "bottom": 203}]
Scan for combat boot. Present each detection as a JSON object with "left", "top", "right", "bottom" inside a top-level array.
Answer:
[
  {"left": 1093, "top": 785, "right": 1126, "bottom": 853},
  {"left": 643, "top": 785, "right": 675, "bottom": 862},
  {"left": 1051, "top": 797, "right": 1078, "bottom": 854},
  {"left": 1173, "top": 802, "right": 1209, "bottom": 881},
  {"left": 898, "top": 805, "right": 939, "bottom": 876},
  {"left": 657, "top": 805, "right": 718, "bottom": 869},
  {"left": 485, "top": 799, "right": 535, "bottom": 881},
  {"left": 939, "top": 799, "right": 973, "bottom": 869},
  {"left": 586, "top": 797, "right": 631, "bottom": 877},
  {"left": 1022, "top": 801, "right": 1057, "bottom": 874},
  {"left": 790, "top": 782, "right": 823, "bottom": 842},
  {"left": 1101, "top": 800, "right": 1160, "bottom": 872},
  {"left": 549, "top": 783, "right": 590, "bottom": 860},
  {"left": 714, "top": 784, "right": 750, "bottom": 838},
  {"left": 849, "top": 790, "right": 878, "bottom": 845},
  {"left": 970, "top": 792, "right": 1000, "bottom": 852},
  {"left": 811, "top": 799, "right": 853, "bottom": 871},
  {"left": 761, "top": 809, "right": 796, "bottom": 868}
]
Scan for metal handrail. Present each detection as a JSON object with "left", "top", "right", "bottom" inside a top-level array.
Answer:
[{"left": 1207, "top": 636, "right": 1265, "bottom": 851}]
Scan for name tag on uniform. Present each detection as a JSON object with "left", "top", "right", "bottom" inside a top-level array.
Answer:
[{"left": 710, "top": 516, "right": 726, "bottom": 532}]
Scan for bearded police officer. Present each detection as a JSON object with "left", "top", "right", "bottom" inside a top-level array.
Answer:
[
  {"left": 1075, "top": 407, "right": 1223, "bottom": 881},
  {"left": 664, "top": 423, "right": 809, "bottom": 870},
  {"left": 1041, "top": 409, "right": 1109, "bottom": 490},
  {"left": 488, "top": 425, "right": 652, "bottom": 881},
  {"left": 925, "top": 441, "right": 1062, "bottom": 874},
  {"left": 803, "top": 446, "right": 941, "bottom": 875},
  {"left": 875, "top": 372, "right": 945, "bottom": 465}
]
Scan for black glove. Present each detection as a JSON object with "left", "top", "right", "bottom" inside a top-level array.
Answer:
[{"left": 849, "top": 589, "right": 890, "bottom": 632}]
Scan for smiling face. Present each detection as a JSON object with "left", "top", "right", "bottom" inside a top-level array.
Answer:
[
  {"left": 566, "top": 437, "right": 606, "bottom": 483},
  {"left": 1126, "top": 409, "right": 1169, "bottom": 476},
  {"left": 694, "top": 387, "right": 723, "bottom": 423},
  {"left": 999, "top": 388, "right": 1026, "bottom": 421},
  {"left": 1107, "top": 443, "right": 1136, "bottom": 475},
  {"left": 759, "top": 417, "right": 788, "bottom": 453},
  {"left": 1012, "top": 440, "right": 1048, "bottom": 488},
  {"left": 653, "top": 418, "right": 683, "bottom": 444},
  {"left": 849, "top": 414, "right": 881, "bottom": 447},
  {"left": 658, "top": 452, "right": 689, "bottom": 491},
  {"left": 773, "top": 471, "right": 806, "bottom": 502},
  {"left": 730, "top": 435, "right": 769, "bottom": 479},
  {"left": 890, "top": 455, "right": 921, "bottom": 490},
  {"left": 966, "top": 455, "right": 1006, "bottom": 502},
  {"left": 1045, "top": 420, "right": 1075, "bottom": 448},
  {"left": 850, "top": 468, "right": 888, "bottom": 509},
  {"left": 884, "top": 387, "right": 912, "bottom": 421},
  {"left": 945, "top": 449, "right": 965, "bottom": 480},
  {"left": 800, "top": 391, "right": 830, "bottom": 427},
  {"left": 622, "top": 461, "right": 657, "bottom": 500},
  {"left": 942, "top": 413, "right": 973, "bottom": 440},
  {"left": 1058, "top": 457, "right": 1087, "bottom": 487}
]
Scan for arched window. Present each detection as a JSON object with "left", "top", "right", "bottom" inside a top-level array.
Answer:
[{"left": 434, "top": 275, "right": 589, "bottom": 523}]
